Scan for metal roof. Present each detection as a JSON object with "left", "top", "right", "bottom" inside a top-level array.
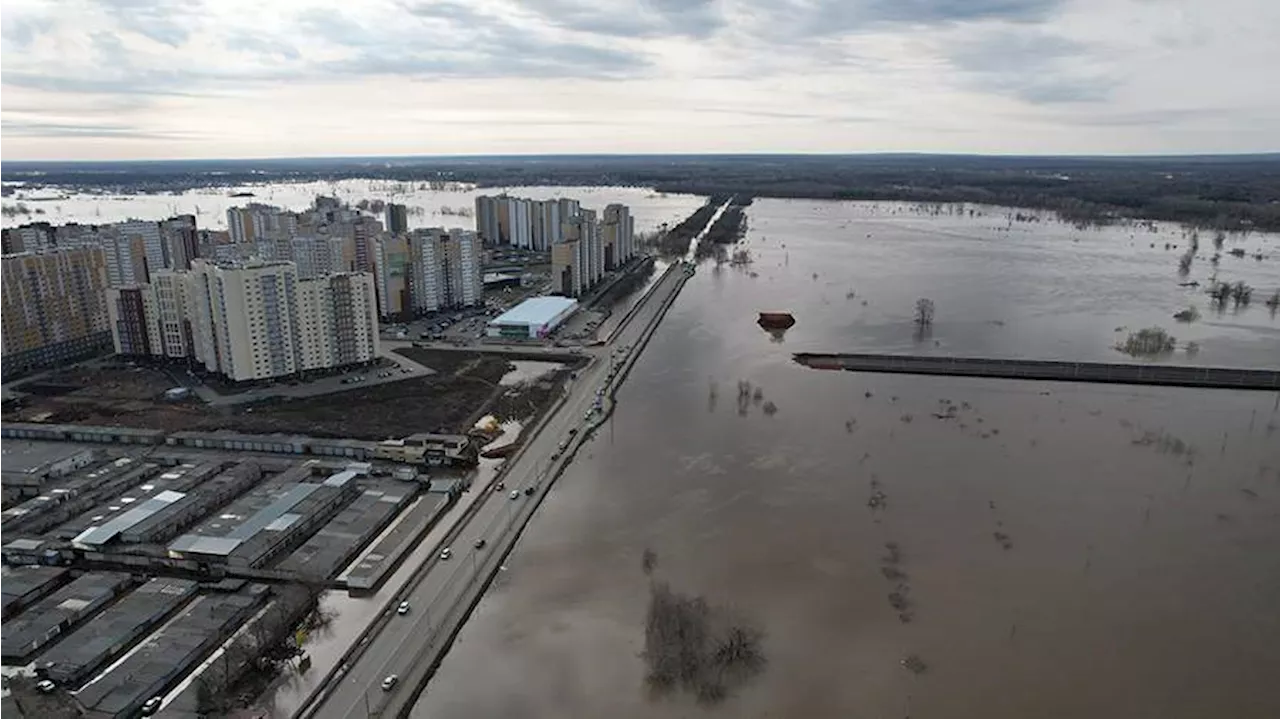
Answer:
[
  {"left": 72, "top": 490, "right": 186, "bottom": 547},
  {"left": 167, "top": 483, "right": 321, "bottom": 556},
  {"left": 489, "top": 296, "right": 577, "bottom": 327}
]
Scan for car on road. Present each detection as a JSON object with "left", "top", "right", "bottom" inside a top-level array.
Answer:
[
  {"left": 474, "top": 538, "right": 487, "bottom": 549},
  {"left": 583, "top": 411, "right": 593, "bottom": 420},
  {"left": 141, "top": 697, "right": 163, "bottom": 715},
  {"left": 524, "top": 485, "right": 535, "bottom": 496},
  {"left": 36, "top": 680, "right": 56, "bottom": 694},
  {"left": 509, "top": 490, "right": 521, "bottom": 500},
  {"left": 495, "top": 481, "right": 505, "bottom": 490},
  {"left": 568, "top": 427, "right": 578, "bottom": 436},
  {"left": 381, "top": 675, "right": 398, "bottom": 691},
  {"left": 439, "top": 547, "right": 453, "bottom": 560},
  {"left": 397, "top": 601, "right": 411, "bottom": 615}
]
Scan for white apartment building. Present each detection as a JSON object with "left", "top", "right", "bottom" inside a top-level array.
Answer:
[{"left": 295, "top": 272, "right": 379, "bottom": 370}]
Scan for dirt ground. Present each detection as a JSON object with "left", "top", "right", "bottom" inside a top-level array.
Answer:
[{"left": 3, "top": 350, "right": 574, "bottom": 441}]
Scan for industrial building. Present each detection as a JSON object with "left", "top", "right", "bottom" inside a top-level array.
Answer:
[
  {"left": 35, "top": 577, "right": 198, "bottom": 686},
  {"left": 486, "top": 296, "right": 579, "bottom": 339},
  {"left": 1, "top": 442, "right": 101, "bottom": 499},
  {"left": 73, "top": 583, "right": 269, "bottom": 719},
  {"left": 1, "top": 565, "right": 70, "bottom": 620},
  {"left": 166, "top": 468, "right": 357, "bottom": 568},
  {"left": 0, "top": 571, "right": 133, "bottom": 664}
]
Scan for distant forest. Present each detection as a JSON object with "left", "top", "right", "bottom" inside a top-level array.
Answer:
[{"left": 5, "top": 153, "right": 1280, "bottom": 231}]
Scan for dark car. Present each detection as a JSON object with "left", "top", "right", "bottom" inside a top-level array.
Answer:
[{"left": 474, "top": 538, "right": 487, "bottom": 549}]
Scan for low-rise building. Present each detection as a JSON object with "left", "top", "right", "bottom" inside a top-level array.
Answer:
[{"left": 486, "top": 296, "right": 578, "bottom": 339}]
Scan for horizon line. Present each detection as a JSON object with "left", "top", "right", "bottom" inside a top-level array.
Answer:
[{"left": 4, "top": 150, "right": 1280, "bottom": 167}]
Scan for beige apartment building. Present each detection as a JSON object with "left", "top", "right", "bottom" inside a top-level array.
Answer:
[
  {"left": 1, "top": 247, "right": 112, "bottom": 377},
  {"left": 165, "top": 260, "right": 380, "bottom": 382}
]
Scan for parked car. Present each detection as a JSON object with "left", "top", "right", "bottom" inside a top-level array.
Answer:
[
  {"left": 381, "top": 675, "right": 398, "bottom": 691},
  {"left": 397, "top": 601, "right": 410, "bottom": 615},
  {"left": 36, "top": 680, "right": 56, "bottom": 694},
  {"left": 141, "top": 697, "right": 163, "bottom": 715}
]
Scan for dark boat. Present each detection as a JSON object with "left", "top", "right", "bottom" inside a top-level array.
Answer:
[{"left": 757, "top": 312, "right": 796, "bottom": 330}]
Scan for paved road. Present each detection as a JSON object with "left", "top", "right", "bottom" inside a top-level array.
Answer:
[{"left": 307, "top": 264, "right": 690, "bottom": 719}]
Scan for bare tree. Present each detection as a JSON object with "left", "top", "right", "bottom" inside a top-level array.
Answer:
[{"left": 914, "top": 298, "right": 935, "bottom": 327}]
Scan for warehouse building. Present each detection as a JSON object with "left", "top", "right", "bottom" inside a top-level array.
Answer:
[
  {"left": 36, "top": 577, "right": 198, "bottom": 686},
  {"left": 166, "top": 469, "right": 356, "bottom": 568},
  {"left": 486, "top": 296, "right": 578, "bottom": 339},
  {"left": 0, "top": 571, "right": 133, "bottom": 664}
]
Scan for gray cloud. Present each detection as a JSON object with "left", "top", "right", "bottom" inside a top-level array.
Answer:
[
  {"left": 1, "top": 119, "right": 195, "bottom": 140},
  {"left": 515, "top": 0, "right": 726, "bottom": 39},
  {"left": 319, "top": 4, "right": 651, "bottom": 79},
  {"left": 740, "top": 0, "right": 1066, "bottom": 42},
  {"left": 946, "top": 29, "right": 1113, "bottom": 104},
  {"left": 92, "top": 0, "right": 202, "bottom": 47}
]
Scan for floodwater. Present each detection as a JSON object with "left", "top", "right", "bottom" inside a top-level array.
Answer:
[
  {"left": 411, "top": 200, "right": 1280, "bottom": 719},
  {"left": 0, "top": 180, "right": 705, "bottom": 238}
]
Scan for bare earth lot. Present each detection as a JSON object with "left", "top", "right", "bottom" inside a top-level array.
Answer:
[{"left": 4, "top": 350, "right": 580, "bottom": 440}]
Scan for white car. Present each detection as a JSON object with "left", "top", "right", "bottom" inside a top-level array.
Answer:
[
  {"left": 141, "top": 697, "right": 163, "bottom": 715},
  {"left": 36, "top": 679, "right": 56, "bottom": 694},
  {"left": 509, "top": 490, "right": 521, "bottom": 500},
  {"left": 440, "top": 547, "right": 453, "bottom": 560},
  {"left": 397, "top": 601, "right": 410, "bottom": 615},
  {"left": 381, "top": 675, "right": 398, "bottom": 691}
]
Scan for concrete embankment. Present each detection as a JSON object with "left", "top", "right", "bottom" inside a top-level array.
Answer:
[{"left": 794, "top": 352, "right": 1280, "bottom": 390}]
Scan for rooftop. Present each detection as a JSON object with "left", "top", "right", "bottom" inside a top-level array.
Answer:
[
  {"left": 490, "top": 296, "right": 578, "bottom": 327},
  {"left": 0, "top": 441, "right": 95, "bottom": 476}
]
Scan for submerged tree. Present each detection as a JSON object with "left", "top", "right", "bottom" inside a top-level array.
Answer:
[{"left": 914, "top": 298, "right": 935, "bottom": 327}]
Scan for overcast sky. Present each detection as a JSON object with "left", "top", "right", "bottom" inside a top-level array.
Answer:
[{"left": 2, "top": 0, "right": 1277, "bottom": 160}]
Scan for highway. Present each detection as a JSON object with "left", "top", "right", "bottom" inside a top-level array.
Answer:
[{"left": 303, "top": 261, "right": 694, "bottom": 719}]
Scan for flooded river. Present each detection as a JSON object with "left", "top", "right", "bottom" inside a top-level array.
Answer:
[{"left": 411, "top": 200, "right": 1280, "bottom": 718}]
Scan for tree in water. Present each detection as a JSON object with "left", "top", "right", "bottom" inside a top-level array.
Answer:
[{"left": 914, "top": 298, "right": 935, "bottom": 327}]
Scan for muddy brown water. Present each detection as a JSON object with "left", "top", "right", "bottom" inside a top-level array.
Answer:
[{"left": 409, "top": 201, "right": 1280, "bottom": 719}]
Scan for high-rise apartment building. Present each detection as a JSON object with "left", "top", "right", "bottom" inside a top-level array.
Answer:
[
  {"left": 406, "top": 228, "right": 482, "bottom": 313},
  {"left": 475, "top": 195, "right": 500, "bottom": 244},
  {"left": 602, "top": 203, "right": 636, "bottom": 269},
  {"left": 1, "top": 247, "right": 112, "bottom": 377},
  {"left": 373, "top": 234, "right": 411, "bottom": 320},
  {"left": 290, "top": 236, "right": 348, "bottom": 279},
  {"left": 102, "top": 232, "right": 147, "bottom": 288},
  {"left": 553, "top": 211, "right": 604, "bottom": 297},
  {"left": 162, "top": 215, "right": 199, "bottom": 270},
  {"left": 2, "top": 223, "right": 53, "bottom": 254},
  {"left": 385, "top": 203, "right": 409, "bottom": 234},
  {"left": 178, "top": 260, "right": 379, "bottom": 382},
  {"left": 115, "top": 220, "right": 167, "bottom": 275}
]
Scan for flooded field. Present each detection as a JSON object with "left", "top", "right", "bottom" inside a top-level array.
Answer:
[
  {"left": 0, "top": 180, "right": 705, "bottom": 237},
  {"left": 411, "top": 200, "right": 1280, "bottom": 718}
]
